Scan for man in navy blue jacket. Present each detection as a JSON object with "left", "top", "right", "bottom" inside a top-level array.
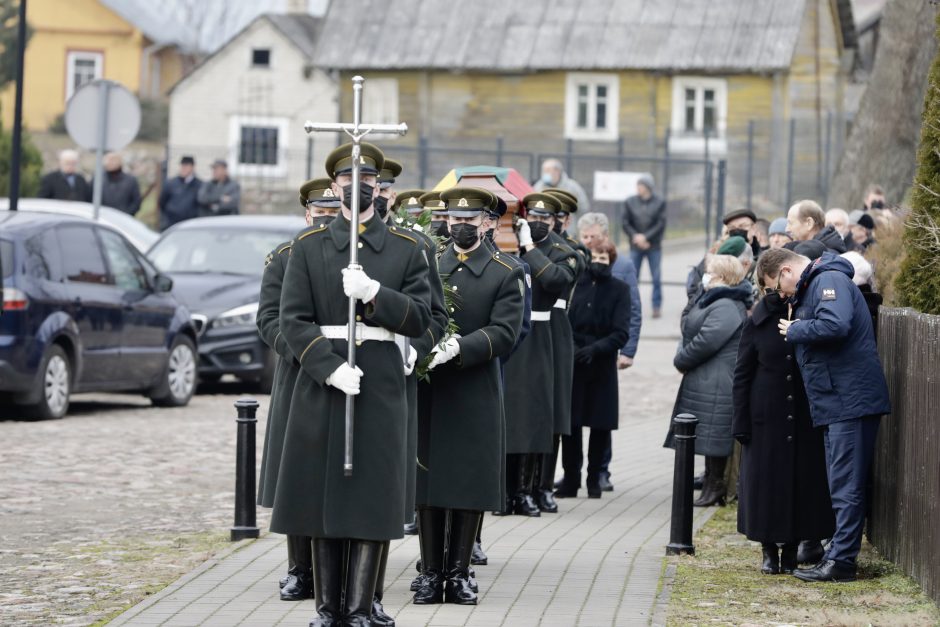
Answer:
[{"left": 755, "top": 248, "right": 891, "bottom": 583}]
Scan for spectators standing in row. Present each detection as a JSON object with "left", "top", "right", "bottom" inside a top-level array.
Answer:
[
  {"left": 198, "top": 159, "right": 241, "bottom": 217},
  {"left": 94, "top": 152, "right": 142, "bottom": 216},
  {"left": 39, "top": 149, "right": 91, "bottom": 201},
  {"left": 622, "top": 175, "right": 667, "bottom": 318},
  {"left": 159, "top": 156, "right": 202, "bottom": 231},
  {"left": 533, "top": 158, "right": 591, "bottom": 212},
  {"left": 786, "top": 200, "right": 846, "bottom": 253},
  {"left": 768, "top": 218, "right": 792, "bottom": 249}
]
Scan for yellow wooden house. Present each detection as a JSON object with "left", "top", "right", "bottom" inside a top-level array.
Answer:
[
  {"left": 313, "top": 0, "right": 861, "bottom": 210},
  {"left": 0, "top": 0, "right": 197, "bottom": 131}
]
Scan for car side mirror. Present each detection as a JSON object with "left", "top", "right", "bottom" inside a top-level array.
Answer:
[{"left": 154, "top": 273, "right": 173, "bottom": 293}]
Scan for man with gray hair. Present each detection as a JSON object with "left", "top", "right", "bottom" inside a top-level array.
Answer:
[
  {"left": 825, "top": 208, "right": 857, "bottom": 252},
  {"left": 786, "top": 200, "right": 846, "bottom": 254},
  {"left": 39, "top": 149, "right": 91, "bottom": 202},
  {"left": 534, "top": 158, "right": 590, "bottom": 212}
]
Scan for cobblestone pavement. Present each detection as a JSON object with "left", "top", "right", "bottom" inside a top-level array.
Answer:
[{"left": 1, "top": 245, "right": 706, "bottom": 627}]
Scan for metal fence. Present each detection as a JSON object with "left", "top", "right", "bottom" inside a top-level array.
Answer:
[{"left": 872, "top": 307, "right": 940, "bottom": 607}]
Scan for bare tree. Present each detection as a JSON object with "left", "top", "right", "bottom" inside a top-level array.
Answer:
[{"left": 827, "top": 0, "right": 939, "bottom": 210}]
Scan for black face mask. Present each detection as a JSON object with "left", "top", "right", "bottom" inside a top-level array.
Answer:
[
  {"left": 870, "top": 199, "right": 885, "bottom": 210},
  {"left": 373, "top": 195, "right": 389, "bottom": 219},
  {"left": 341, "top": 182, "right": 374, "bottom": 212},
  {"left": 431, "top": 220, "right": 449, "bottom": 238},
  {"left": 314, "top": 214, "right": 337, "bottom": 224},
  {"left": 483, "top": 229, "right": 495, "bottom": 243},
  {"left": 589, "top": 262, "right": 611, "bottom": 278},
  {"left": 552, "top": 220, "right": 563, "bottom": 234},
  {"left": 728, "top": 228, "right": 749, "bottom": 240},
  {"left": 450, "top": 223, "right": 479, "bottom": 249},
  {"left": 530, "top": 221, "right": 550, "bottom": 242}
]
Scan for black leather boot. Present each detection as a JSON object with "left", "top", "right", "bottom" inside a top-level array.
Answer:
[
  {"left": 444, "top": 509, "right": 481, "bottom": 605},
  {"left": 511, "top": 454, "right": 541, "bottom": 516},
  {"left": 413, "top": 507, "right": 445, "bottom": 604},
  {"left": 371, "top": 541, "right": 394, "bottom": 626},
  {"left": 281, "top": 533, "right": 298, "bottom": 589},
  {"left": 586, "top": 473, "right": 602, "bottom": 499},
  {"left": 493, "top": 454, "right": 518, "bottom": 516},
  {"left": 780, "top": 542, "right": 799, "bottom": 574},
  {"left": 760, "top": 543, "right": 780, "bottom": 575},
  {"left": 282, "top": 535, "right": 314, "bottom": 600},
  {"left": 693, "top": 456, "right": 727, "bottom": 507},
  {"left": 309, "top": 538, "right": 343, "bottom": 627},
  {"left": 797, "top": 540, "right": 825, "bottom": 565},
  {"left": 471, "top": 516, "right": 488, "bottom": 566},
  {"left": 342, "top": 540, "right": 383, "bottom": 627},
  {"left": 536, "top": 444, "right": 560, "bottom": 513}
]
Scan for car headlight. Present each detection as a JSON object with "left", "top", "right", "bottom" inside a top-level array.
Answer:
[{"left": 212, "top": 302, "right": 259, "bottom": 329}]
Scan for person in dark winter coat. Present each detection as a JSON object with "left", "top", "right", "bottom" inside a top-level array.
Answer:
[
  {"left": 92, "top": 152, "right": 141, "bottom": 215},
  {"left": 786, "top": 199, "right": 846, "bottom": 254},
  {"left": 732, "top": 292, "right": 835, "bottom": 576},
  {"left": 756, "top": 249, "right": 891, "bottom": 583},
  {"left": 557, "top": 240, "right": 630, "bottom": 498},
  {"left": 197, "top": 159, "right": 241, "bottom": 216},
  {"left": 38, "top": 149, "right": 91, "bottom": 201},
  {"left": 670, "top": 254, "right": 750, "bottom": 507},
  {"left": 159, "top": 156, "right": 202, "bottom": 231},
  {"left": 622, "top": 174, "right": 666, "bottom": 316}
]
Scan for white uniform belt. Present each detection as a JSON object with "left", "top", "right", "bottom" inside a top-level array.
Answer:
[
  {"left": 531, "top": 310, "right": 552, "bottom": 322},
  {"left": 553, "top": 299, "right": 567, "bottom": 309},
  {"left": 320, "top": 324, "right": 396, "bottom": 342}
]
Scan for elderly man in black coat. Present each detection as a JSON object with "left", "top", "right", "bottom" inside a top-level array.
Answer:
[{"left": 38, "top": 149, "right": 91, "bottom": 201}]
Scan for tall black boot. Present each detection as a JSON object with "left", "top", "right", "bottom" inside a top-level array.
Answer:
[
  {"left": 760, "top": 543, "right": 780, "bottom": 574},
  {"left": 342, "top": 539, "right": 382, "bottom": 627},
  {"left": 413, "top": 507, "right": 446, "bottom": 604},
  {"left": 694, "top": 456, "right": 727, "bottom": 507},
  {"left": 445, "top": 510, "right": 481, "bottom": 605},
  {"left": 282, "top": 535, "right": 314, "bottom": 600},
  {"left": 536, "top": 438, "right": 560, "bottom": 513},
  {"left": 511, "top": 454, "right": 541, "bottom": 516},
  {"left": 471, "top": 515, "right": 488, "bottom": 566},
  {"left": 281, "top": 534, "right": 296, "bottom": 589},
  {"left": 371, "top": 541, "right": 394, "bottom": 626},
  {"left": 780, "top": 542, "right": 799, "bottom": 574},
  {"left": 309, "top": 538, "right": 343, "bottom": 627},
  {"left": 493, "top": 454, "right": 518, "bottom": 516}
]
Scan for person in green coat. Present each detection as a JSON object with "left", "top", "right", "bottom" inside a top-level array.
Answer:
[
  {"left": 256, "top": 176, "right": 339, "bottom": 602},
  {"left": 272, "top": 142, "right": 432, "bottom": 627},
  {"left": 412, "top": 187, "right": 524, "bottom": 606},
  {"left": 498, "top": 193, "right": 579, "bottom": 517}
]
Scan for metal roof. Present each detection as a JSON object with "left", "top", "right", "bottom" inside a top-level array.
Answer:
[
  {"left": 313, "top": 0, "right": 856, "bottom": 73},
  {"left": 100, "top": 0, "right": 195, "bottom": 49}
]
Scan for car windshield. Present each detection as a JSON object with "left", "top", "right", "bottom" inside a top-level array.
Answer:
[
  {"left": 149, "top": 228, "right": 289, "bottom": 276},
  {"left": 99, "top": 209, "right": 159, "bottom": 252}
]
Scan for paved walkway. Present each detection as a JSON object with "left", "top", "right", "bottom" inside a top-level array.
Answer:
[{"left": 109, "top": 245, "right": 711, "bottom": 627}]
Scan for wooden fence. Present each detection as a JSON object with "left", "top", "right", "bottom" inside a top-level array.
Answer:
[{"left": 871, "top": 307, "right": 940, "bottom": 606}]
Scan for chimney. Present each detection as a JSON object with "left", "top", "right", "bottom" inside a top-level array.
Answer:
[{"left": 286, "top": 0, "right": 308, "bottom": 13}]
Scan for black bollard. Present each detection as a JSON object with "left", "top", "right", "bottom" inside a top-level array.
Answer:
[
  {"left": 666, "top": 413, "right": 699, "bottom": 555},
  {"left": 231, "top": 397, "right": 260, "bottom": 541}
]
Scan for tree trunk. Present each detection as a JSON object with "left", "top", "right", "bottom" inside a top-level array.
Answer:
[{"left": 827, "top": 0, "right": 938, "bottom": 210}]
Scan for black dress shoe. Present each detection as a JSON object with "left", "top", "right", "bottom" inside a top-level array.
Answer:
[
  {"left": 281, "top": 569, "right": 314, "bottom": 601},
  {"left": 471, "top": 542, "right": 488, "bottom": 566},
  {"left": 797, "top": 540, "right": 825, "bottom": 565},
  {"left": 598, "top": 474, "right": 614, "bottom": 492},
  {"left": 760, "top": 543, "right": 780, "bottom": 575},
  {"left": 403, "top": 521, "right": 418, "bottom": 535},
  {"left": 511, "top": 493, "right": 541, "bottom": 517},
  {"left": 371, "top": 597, "right": 395, "bottom": 626},
  {"left": 793, "top": 559, "right": 857, "bottom": 583},
  {"left": 279, "top": 574, "right": 289, "bottom": 589},
  {"left": 444, "top": 569, "right": 477, "bottom": 605},
  {"left": 536, "top": 489, "right": 559, "bottom": 513},
  {"left": 780, "top": 543, "right": 798, "bottom": 574},
  {"left": 553, "top": 484, "right": 578, "bottom": 498},
  {"left": 410, "top": 572, "right": 427, "bottom": 592},
  {"left": 413, "top": 571, "right": 444, "bottom": 604}
]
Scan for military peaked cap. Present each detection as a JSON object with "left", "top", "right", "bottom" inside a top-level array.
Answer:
[
  {"left": 299, "top": 177, "right": 341, "bottom": 208},
  {"left": 324, "top": 141, "right": 385, "bottom": 178}
]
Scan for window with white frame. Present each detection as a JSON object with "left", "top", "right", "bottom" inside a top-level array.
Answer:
[
  {"left": 228, "top": 116, "right": 290, "bottom": 177},
  {"left": 362, "top": 78, "right": 399, "bottom": 129},
  {"left": 670, "top": 76, "right": 727, "bottom": 152},
  {"left": 564, "top": 73, "right": 619, "bottom": 141},
  {"left": 66, "top": 51, "right": 103, "bottom": 101}
]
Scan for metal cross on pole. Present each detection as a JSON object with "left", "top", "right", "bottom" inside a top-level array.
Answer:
[{"left": 304, "top": 76, "right": 408, "bottom": 476}]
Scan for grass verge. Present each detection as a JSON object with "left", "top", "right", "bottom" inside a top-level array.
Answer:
[{"left": 665, "top": 504, "right": 940, "bottom": 626}]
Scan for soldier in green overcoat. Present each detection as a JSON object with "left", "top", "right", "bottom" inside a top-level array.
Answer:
[
  {"left": 412, "top": 187, "right": 524, "bottom": 606},
  {"left": 499, "top": 193, "right": 578, "bottom": 517},
  {"left": 272, "top": 142, "right": 432, "bottom": 627},
  {"left": 256, "top": 177, "right": 339, "bottom": 602}
]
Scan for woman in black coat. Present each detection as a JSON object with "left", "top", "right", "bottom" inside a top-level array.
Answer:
[
  {"left": 732, "top": 292, "right": 834, "bottom": 575},
  {"left": 556, "top": 241, "right": 631, "bottom": 498}
]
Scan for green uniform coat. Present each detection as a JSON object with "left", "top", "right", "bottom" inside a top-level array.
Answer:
[
  {"left": 256, "top": 240, "right": 299, "bottom": 508},
  {"left": 503, "top": 236, "right": 578, "bottom": 453},
  {"left": 548, "top": 232, "right": 581, "bottom": 437},
  {"left": 417, "top": 243, "right": 524, "bottom": 511},
  {"left": 271, "top": 216, "right": 432, "bottom": 541}
]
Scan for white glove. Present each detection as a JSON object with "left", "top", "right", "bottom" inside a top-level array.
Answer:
[
  {"left": 342, "top": 267, "right": 381, "bottom": 302},
  {"left": 325, "top": 362, "right": 363, "bottom": 395},
  {"left": 404, "top": 346, "right": 418, "bottom": 376},
  {"left": 516, "top": 219, "right": 533, "bottom": 248},
  {"left": 428, "top": 337, "right": 461, "bottom": 370}
]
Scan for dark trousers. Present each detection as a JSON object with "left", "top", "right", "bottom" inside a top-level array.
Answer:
[
  {"left": 823, "top": 416, "right": 880, "bottom": 567},
  {"left": 561, "top": 427, "right": 612, "bottom": 487}
]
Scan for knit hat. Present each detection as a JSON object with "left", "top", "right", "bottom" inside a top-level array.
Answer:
[
  {"left": 716, "top": 235, "right": 747, "bottom": 257},
  {"left": 849, "top": 210, "right": 876, "bottom": 230},
  {"left": 768, "top": 217, "right": 789, "bottom": 237}
]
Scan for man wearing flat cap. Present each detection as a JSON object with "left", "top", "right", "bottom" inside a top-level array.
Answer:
[
  {"left": 498, "top": 193, "right": 578, "bottom": 517},
  {"left": 197, "top": 158, "right": 241, "bottom": 216},
  {"left": 412, "top": 186, "right": 524, "bottom": 606},
  {"left": 272, "top": 141, "right": 432, "bottom": 627}
]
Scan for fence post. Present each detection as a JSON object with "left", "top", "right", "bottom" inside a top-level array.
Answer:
[
  {"left": 746, "top": 120, "right": 754, "bottom": 210},
  {"left": 418, "top": 136, "right": 428, "bottom": 190},
  {"left": 232, "top": 397, "right": 260, "bottom": 541},
  {"left": 565, "top": 138, "right": 574, "bottom": 176},
  {"left": 715, "top": 160, "right": 727, "bottom": 240},
  {"left": 703, "top": 161, "right": 713, "bottom": 251},
  {"left": 666, "top": 414, "right": 699, "bottom": 555},
  {"left": 662, "top": 127, "right": 671, "bottom": 202},
  {"left": 305, "top": 137, "right": 314, "bottom": 181},
  {"left": 496, "top": 136, "right": 504, "bottom": 168},
  {"left": 617, "top": 136, "right": 625, "bottom": 171},
  {"left": 786, "top": 118, "right": 796, "bottom": 209}
]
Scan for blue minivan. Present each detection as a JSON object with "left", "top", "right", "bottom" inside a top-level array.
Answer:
[{"left": 0, "top": 211, "right": 198, "bottom": 419}]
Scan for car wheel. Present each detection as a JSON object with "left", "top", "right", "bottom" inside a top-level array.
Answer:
[
  {"left": 27, "top": 345, "right": 71, "bottom": 420},
  {"left": 150, "top": 335, "right": 197, "bottom": 407}
]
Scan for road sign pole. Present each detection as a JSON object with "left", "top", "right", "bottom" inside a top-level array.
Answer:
[
  {"left": 9, "top": 0, "right": 28, "bottom": 212},
  {"left": 91, "top": 81, "right": 111, "bottom": 221}
]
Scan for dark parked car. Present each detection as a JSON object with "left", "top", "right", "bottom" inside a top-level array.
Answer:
[
  {"left": 0, "top": 211, "right": 198, "bottom": 419},
  {"left": 147, "top": 215, "right": 305, "bottom": 391}
]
